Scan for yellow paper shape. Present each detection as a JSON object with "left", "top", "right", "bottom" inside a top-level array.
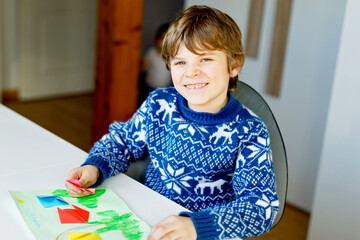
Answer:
[
  {"left": 16, "top": 199, "right": 25, "bottom": 203},
  {"left": 69, "top": 232, "right": 102, "bottom": 240}
]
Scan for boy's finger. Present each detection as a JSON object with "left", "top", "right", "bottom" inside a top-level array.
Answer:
[
  {"left": 68, "top": 190, "right": 89, "bottom": 197},
  {"left": 65, "top": 181, "right": 79, "bottom": 190},
  {"left": 78, "top": 178, "right": 88, "bottom": 188},
  {"left": 65, "top": 181, "right": 84, "bottom": 195},
  {"left": 79, "top": 173, "right": 95, "bottom": 188},
  {"left": 66, "top": 186, "right": 90, "bottom": 197}
]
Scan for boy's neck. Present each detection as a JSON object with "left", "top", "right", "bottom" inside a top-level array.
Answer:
[
  {"left": 176, "top": 91, "right": 242, "bottom": 125},
  {"left": 188, "top": 96, "right": 229, "bottom": 114}
]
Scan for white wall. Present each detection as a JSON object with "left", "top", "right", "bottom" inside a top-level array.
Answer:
[
  {"left": 307, "top": 0, "right": 360, "bottom": 238},
  {"left": 1, "top": 0, "right": 18, "bottom": 90},
  {"left": 185, "top": 0, "right": 346, "bottom": 211},
  {"left": 0, "top": 0, "right": 3, "bottom": 100},
  {"left": 264, "top": 0, "right": 345, "bottom": 212}
]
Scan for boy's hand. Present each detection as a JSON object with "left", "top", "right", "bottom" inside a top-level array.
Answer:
[
  {"left": 65, "top": 165, "right": 100, "bottom": 197},
  {"left": 147, "top": 215, "right": 197, "bottom": 240}
]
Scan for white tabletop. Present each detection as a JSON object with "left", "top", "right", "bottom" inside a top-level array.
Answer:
[
  {"left": 0, "top": 104, "right": 187, "bottom": 239},
  {"left": 0, "top": 104, "right": 87, "bottom": 176}
]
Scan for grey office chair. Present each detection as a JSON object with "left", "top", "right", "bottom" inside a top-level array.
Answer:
[
  {"left": 232, "top": 80, "right": 288, "bottom": 228},
  {"left": 128, "top": 80, "right": 288, "bottom": 228}
]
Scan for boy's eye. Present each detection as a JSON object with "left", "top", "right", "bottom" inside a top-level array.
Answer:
[
  {"left": 201, "top": 58, "right": 212, "bottom": 62},
  {"left": 174, "top": 61, "right": 185, "bottom": 65}
]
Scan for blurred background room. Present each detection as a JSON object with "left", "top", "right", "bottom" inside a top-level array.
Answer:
[{"left": 1, "top": 0, "right": 359, "bottom": 239}]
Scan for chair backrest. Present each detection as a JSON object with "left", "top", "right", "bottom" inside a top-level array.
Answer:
[{"left": 231, "top": 81, "right": 288, "bottom": 228}]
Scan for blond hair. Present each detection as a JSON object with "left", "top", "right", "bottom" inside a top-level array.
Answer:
[{"left": 161, "top": 5, "right": 245, "bottom": 92}]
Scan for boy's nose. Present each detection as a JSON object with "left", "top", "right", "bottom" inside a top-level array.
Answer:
[{"left": 185, "top": 64, "right": 201, "bottom": 78}]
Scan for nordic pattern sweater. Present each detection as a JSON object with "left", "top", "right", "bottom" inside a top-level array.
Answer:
[{"left": 83, "top": 87, "right": 279, "bottom": 239}]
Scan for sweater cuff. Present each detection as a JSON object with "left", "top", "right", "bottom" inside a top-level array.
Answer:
[{"left": 179, "top": 211, "right": 218, "bottom": 240}]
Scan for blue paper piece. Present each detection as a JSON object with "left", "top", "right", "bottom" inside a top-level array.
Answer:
[{"left": 36, "top": 195, "right": 69, "bottom": 208}]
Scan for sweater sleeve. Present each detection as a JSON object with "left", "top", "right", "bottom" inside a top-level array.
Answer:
[
  {"left": 180, "top": 121, "right": 279, "bottom": 240},
  {"left": 82, "top": 99, "right": 150, "bottom": 185}
]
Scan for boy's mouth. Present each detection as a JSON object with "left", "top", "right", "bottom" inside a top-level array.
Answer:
[{"left": 184, "top": 83, "right": 208, "bottom": 89}]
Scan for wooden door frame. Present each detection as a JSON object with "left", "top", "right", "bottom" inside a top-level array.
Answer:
[{"left": 93, "top": 0, "right": 144, "bottom": 142}]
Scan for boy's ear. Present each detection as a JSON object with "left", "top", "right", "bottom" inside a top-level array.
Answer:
[{"left": 230, "top": 57, "right": 244, "bottom": 77}]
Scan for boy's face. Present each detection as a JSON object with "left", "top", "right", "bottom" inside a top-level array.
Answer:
[{"left": 170, "top": 42, "right": 240, "bottom": 113}]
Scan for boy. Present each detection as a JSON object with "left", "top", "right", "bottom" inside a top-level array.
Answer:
[{"left": 66, "top": 5, "right": 279, "bottom": 240}]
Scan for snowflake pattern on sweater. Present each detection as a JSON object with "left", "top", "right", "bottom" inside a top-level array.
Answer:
[{"left": 84, "top": 87, "right": 279, "bottom": 239}]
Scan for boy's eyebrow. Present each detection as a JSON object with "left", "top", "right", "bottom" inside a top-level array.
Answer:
[
  {"left": 171, "top": 56, "right": 184, "bottom": 62},
  {"left": 197, "top": 51, "right": 216, "bottom": 56},
  {"left": 172, "top": 51, "right": 217, "bottom": 60}
]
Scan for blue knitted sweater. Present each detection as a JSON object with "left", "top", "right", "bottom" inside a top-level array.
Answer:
[{"left": 84, "top": 87, "right": 279, "bottom": 239}]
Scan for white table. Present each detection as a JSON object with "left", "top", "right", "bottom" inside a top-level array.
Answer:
[
  {"left": 0, "top": 104, "right": 87, "bottom": 176},
  {"left": 0, "top": 104, "right": 187, "bottom": 239}
]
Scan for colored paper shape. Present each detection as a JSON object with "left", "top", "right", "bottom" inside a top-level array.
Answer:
[
  {"left": 36, "top": 195, "right": 69, "bottom": 208},
  {"left": 69, "top": 232, "right": 102, "bottom": 240},
  {"left": 67, "top": 179, "right": 96, "bottom": 194},
  {"left": 57, "top": 205, "right": 89, "bottom": 224}
]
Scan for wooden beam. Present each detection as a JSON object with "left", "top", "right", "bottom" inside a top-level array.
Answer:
[
  {"left": 245, "top": 0, "right": 265, "bottom": 58},
  {"left": 266, "top": 0, "right": 293, "bottom": 97},
  {"left": 93, "top": 0, "right": 144, "bottom": 141},
  {"left": 1, "top": 89, "right": 19, "bottom": 102}
]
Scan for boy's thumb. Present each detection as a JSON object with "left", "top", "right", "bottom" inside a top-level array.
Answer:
[{"left": 78, "top": 177, "right": 87, "bottom": 187}]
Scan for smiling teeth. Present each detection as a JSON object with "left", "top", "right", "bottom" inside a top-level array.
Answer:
[{"left": 186, "top": 83, "right": 207, "bottom": 89}]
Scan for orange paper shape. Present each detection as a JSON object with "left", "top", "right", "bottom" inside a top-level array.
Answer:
[
  {"left": 69, "top": 232, "right": 102, "bottom": 240},
  {"left": 67, "top": 179, "right": 95, "bottom": 194},
  {"left": 57, "top": 205, "right": 89, "bottom": 224}
]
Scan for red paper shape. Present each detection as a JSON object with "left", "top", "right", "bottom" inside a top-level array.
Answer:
[
  {"left": 66, "top": 179, "right": 95, "bottom": 194},
  {"left": 57, "top": 205, "right": 89, "bottom": 224}
]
